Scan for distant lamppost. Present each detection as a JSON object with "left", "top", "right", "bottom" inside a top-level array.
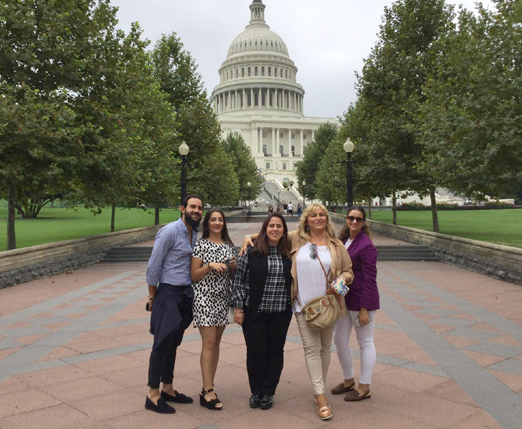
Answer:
[
  {"left": 247, "top": 181, "right": 252, "bottom": 220},
  {"left": 179, "top": 141, "right": 189, "bottom": 205},
  {"left": 343, "top": 138, "right": 355, "bottom": 208},
  {"left": 301, "top": 179, "right": 306, "bottom": 208}
]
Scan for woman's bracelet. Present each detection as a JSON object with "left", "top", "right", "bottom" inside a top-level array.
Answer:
[{"left": 148, "top": 295, "right": 155, "bottom": 300}]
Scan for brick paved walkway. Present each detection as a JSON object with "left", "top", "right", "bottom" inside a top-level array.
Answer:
[{"left": 0, "top": 221, "right": 521, "bottom": 428}]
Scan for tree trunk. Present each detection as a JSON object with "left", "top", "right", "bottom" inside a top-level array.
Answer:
[
  {"left": 7, "top": 180, "right": 17, "bottom": 250},
  {"left": 392, "top": 190, "right": 397, "bottom": 225},
  {"left": 368, "top": 194, "right": 372, "bottom": 219},
  {"left": 430, "top": 187, "right": 440, "bottom": 233},
  {"left": 155, "top": 206, "right": 160, "bottom": 225},
  {"left": 111, "top": 204, "right": 116, "bottom": 233}
]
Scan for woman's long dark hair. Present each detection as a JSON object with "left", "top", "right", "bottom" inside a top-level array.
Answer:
[
  {"left": 254, "top": 213, "right": 291, "bottom": 258},
  {"left": 338, "top": 205, "right": 372, "bottom": 242},
  {"left": 201, "top": 208, "right": 234, "bottom": 246}
]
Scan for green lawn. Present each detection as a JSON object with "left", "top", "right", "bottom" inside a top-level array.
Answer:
[
  {"left": 0, "top": 206, "right": 180, "bottom": 250},
  {"left": 369, "top": 209, "right": 522, "bottom": 248}
]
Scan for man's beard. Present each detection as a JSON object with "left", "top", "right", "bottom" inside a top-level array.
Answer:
[{"left": 184, "top": 212, "right": 201, "bottom": 229}]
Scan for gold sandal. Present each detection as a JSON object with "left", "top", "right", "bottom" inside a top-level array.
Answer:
[{"left": 313, "top": 396, "right": 332, "bottom": 420}]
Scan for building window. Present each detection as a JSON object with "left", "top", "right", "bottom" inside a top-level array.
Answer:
[
  {"left": 261, "top": 66, "right": 264, "bottom": 76},
  {"left": 279, "top": 145, "right": 283, "bottom": 155},
  {"left": 260, "top": 40, "right": 263, "bottom": 46},
  {"left": 263, "top": 144, "right": 267, "bottom": 154},
  {"left": 291, "top": 145, "right": 295, "bottom": 156},
  {"left": 283, "top": 163, "right": 287, "bottom": 170},
  {"left": 279, "top": 133, "right": 283, "bottom": 138},
  {"left": 255, "top": 67, "right": 258, "bottom": 76},
  {"left": 266, "top": 163, "right": 270, "bottom": 169},
  {"left": 234, "top": 132, "right": 239, "bottom": 136},
  {"left": 236, "top": 69, "right": 238, "bottom": 78},
  {"left": 291, "top": 134, "right": 295, "bottom": 139},
  {"left": 268, "top": 67, "right": 271, "bottom": 76},
  {"left": 248, "top": 67, "right": 251, "bottom": 76},
  {"left": 242, "top": 68, "right": 245, "bottom": 77},
  {"left": 255, "top": 40, "right": 257, "bottom": 46},
  {"left": 285, "top": 70, "right": 288, "bottom": 79},
  {"left": 274, "top": 68, "right": 277, "bottom": 77},
  {"left": 303, "top": 134, "right": 307, "bottom": 139},
  {"left": 262, "top": 132, "right": 267, "bottom": 138}
]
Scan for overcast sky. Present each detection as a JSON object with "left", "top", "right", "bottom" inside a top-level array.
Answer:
[{"left": 109, "top": 0, "right": 489, "bottom": 118}]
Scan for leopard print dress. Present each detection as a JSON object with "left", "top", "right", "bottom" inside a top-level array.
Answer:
[{"left": 192, "top": 239, "right": 235, "bottom": 327}]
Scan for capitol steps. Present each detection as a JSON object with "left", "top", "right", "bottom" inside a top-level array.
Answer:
[{"left": 101, "top": 244, "right": 438, "bottom": 263}]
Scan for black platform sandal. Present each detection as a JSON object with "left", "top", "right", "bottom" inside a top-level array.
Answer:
[{"left": 200, "top": 388, "right": 223, "bottom": 410}]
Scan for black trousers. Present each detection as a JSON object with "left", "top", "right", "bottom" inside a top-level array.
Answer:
[
  {"left": 242, "top": 309, "right": 292, "bottom": 396},
  {"left": 147, "top": 293, "right": 193, "bottom": 389}
]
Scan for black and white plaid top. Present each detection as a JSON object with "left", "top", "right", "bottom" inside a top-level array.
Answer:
[{"left": 231, "top": 246, "right": 289, "bottom": 313}]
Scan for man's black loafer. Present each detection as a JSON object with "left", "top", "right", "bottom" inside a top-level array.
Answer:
[
  {"left": 161, "top": 390, "right": 194, "bottom": 404},
  {"left": 145, "top": 396, "right": 176, "bottom": 414}
]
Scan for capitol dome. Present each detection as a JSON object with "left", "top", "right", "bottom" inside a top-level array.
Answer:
[
  {"left": 226, "top": 21, "right": 289, "bottom": 58},
  {"left": 212, "top": 0, "right": 305, "bottom": 117}
]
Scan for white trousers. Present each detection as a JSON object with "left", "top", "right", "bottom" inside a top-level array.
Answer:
[
  {"left": 295, "top": 313, "right": 334, "bottom": 395},
  {"left": 333, "top": 310, "right": 377, "bottom": 385}
]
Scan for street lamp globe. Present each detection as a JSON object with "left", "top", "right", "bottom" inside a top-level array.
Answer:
[
  {"left": 343, "top": 138, "right": 355, "bottom": 154},
  {"left": 247, "top": 182, "right": 251, "bottom": 187},
  {"left": 179, "top": 141, "right": 190, "bottom": 156}
]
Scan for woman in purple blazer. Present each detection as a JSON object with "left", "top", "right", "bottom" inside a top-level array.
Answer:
[{"left": 331, "top": 206, "right": 379, "bottom": 401}]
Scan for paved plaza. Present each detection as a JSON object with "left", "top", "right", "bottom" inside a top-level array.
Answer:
[{"left": 1, "top": 221, "right": 522, "bottom": 428}]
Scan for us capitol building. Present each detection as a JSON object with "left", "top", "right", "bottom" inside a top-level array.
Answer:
[{"left": 212, "top": 0, "right": 339, "bottom": 186}]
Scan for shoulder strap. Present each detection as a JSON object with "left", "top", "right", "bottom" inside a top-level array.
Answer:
[{"left": 316, "top": 252, "right": 332, "bottom": 288}]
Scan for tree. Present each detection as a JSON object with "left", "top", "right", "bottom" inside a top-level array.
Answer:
[
  {"left": 0, "top": 0, "right": 122, "bottom": 249},
  {"left": 417, "top": 0, "right": 522, "bottom": 202},
  {"left": 222, "top": 133, "right": 262, "bottom": 203},
  {"left": 346, "top": 0, "right": 455, "bottom": 230},
  {"left": 295, "top": 122, "right": 338, "bottom": 201},
  {"left": 151, "top": 34, "right": 239, "bottom": 206}
]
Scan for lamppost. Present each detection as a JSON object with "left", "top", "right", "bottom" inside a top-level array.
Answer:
[
  {"left": 343, "top": 138, "right": 355, "bottom": 209},
  {"left": 301, "top": 179, "right": 306, "bottom": 208},
  {"left": 179, "top": 141, "right": 189, "bottom": 205},
  {"left": 247, "top": 181, "right": 252, "bottom": 220}
]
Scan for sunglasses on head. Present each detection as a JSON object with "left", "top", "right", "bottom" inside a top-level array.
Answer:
[
  {"left": 309, "top": 243, "right": 317, "bottom": 259},
  {"left": 347, "top": 215, "right": 364, "bottom": 223}
]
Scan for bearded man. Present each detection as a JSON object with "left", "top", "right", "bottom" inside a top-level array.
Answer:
[{"left": 144, "top": 195, "right": 203, "bottom": 414}]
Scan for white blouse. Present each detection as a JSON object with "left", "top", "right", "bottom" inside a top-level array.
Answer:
[{"left": 294, "top": 243, "right": 332, "bottom": 313}]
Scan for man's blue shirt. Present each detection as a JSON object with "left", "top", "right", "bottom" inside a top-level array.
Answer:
[{"left": 146, "top": 218, "right": 197, "bottom": 286}]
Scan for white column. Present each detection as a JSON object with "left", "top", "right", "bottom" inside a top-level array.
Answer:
[
  {"left": 288, "top": 128, "right": 295, "bottom": 158},
  {"left": 276, "top": 128, "right": 280, "bottom": 157},
  {"left": 300, "top": 129, "right": 304, "bottom": 156},
  {"left": 242, "top": 90, "right": 245, "bottom": 109},
  {"left": 251, "top": 126, "right": 255, "bottom": 151},
  {"left": 271, "top": 128, "right": 275, "bottom": 156},
  {"left": 312, "top": 129, "right": 315, "bottom": 141},
  {"left": 250, "top": 88, "right": 254, "bottom": 108},
  {"left": 253, "top": 124, "right": 258, "bottom": 153},
  {"left": 258, "top": 127, "right": 262, "bottom": 154}
]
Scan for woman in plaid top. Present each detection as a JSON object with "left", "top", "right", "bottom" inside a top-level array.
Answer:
[{"left": 231, "top": 213, "right": 292, "bottom": 411}]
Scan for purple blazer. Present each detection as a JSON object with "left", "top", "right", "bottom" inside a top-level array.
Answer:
[{"left": 343, "top": 232, "right": 380, "bottom": 311}]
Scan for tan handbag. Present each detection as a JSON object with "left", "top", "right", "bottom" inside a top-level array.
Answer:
[{"left": 297, "top": 250, "right": 341, "bottom": 330}]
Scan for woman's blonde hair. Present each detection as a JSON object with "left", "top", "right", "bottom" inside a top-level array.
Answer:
[{"left": 296, "top": 203, "right": 338, "bottom": 244}]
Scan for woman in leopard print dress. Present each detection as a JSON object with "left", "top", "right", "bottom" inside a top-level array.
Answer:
[{"left": 191, "top": 208, "right": 236, "bottom": 410}]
